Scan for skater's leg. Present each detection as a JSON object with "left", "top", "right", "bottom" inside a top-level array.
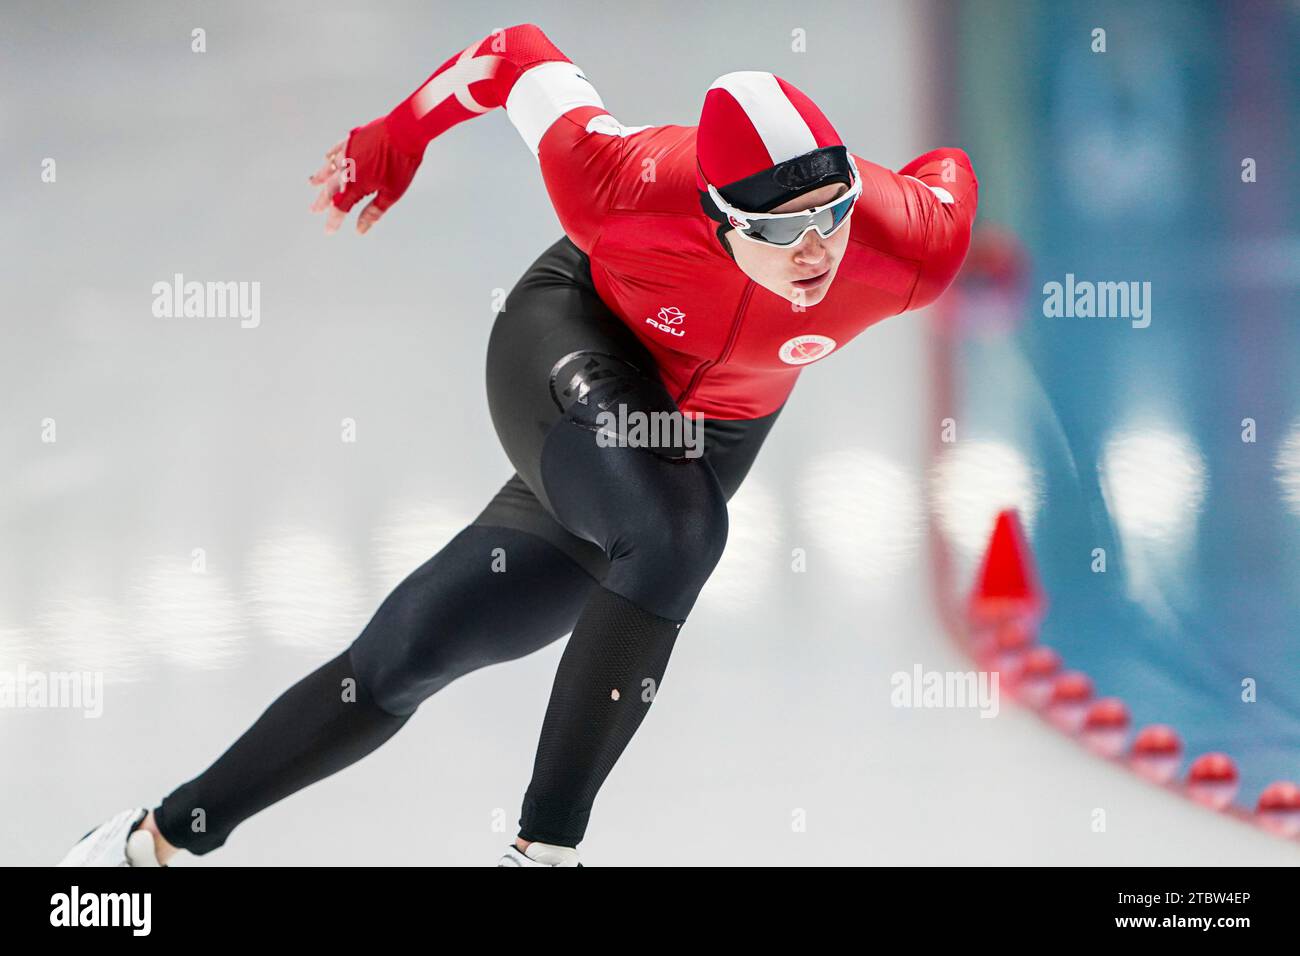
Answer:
[
  {"left": 514, "top": 371, "right": 730, "bottom": 847},
  {"left": 350, "top": 521, "right": 601, "bottom": 716},
  {"left": 485, "top": 237, "right": 783, "bottom": 849},
  {"left": 153, "top": 647, "right": 406, "bottom": 856},
  {"left": 154, "top": 516, "right": 601, "bottom": 856}
]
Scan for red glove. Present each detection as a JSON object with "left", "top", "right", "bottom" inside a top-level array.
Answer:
[{"left": 330, "top": 117, "right": 424, "bottom": 215}]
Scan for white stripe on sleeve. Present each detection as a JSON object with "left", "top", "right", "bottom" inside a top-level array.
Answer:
[{"left": 505, "top": 61, "right": 606, "bottom": 157}]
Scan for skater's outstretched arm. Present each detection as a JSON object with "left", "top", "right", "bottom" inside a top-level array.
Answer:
[{"left": 307, "top": 22, "right": 631, "bottom": 249}]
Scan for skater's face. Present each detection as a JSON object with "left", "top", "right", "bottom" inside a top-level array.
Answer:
[{"left": 727, "top": 183, "right": 852, "bottom": 308}]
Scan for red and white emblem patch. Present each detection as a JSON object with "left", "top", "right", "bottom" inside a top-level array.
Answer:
[{"left": 778, "top": 334, "right": 837, "bottom": 365}]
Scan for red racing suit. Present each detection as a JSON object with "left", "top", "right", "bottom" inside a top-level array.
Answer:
[{"left": 335, "top": 24, "right": 979, "bottom": 420}]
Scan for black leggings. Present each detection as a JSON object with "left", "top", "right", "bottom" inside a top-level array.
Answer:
[{"left": 155, "top": 237, "right": 781, "bottom": 853}]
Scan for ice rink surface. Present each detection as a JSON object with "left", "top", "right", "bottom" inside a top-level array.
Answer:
[{"left": 2, "top": 1, "right": 1295, "bottom": 865}]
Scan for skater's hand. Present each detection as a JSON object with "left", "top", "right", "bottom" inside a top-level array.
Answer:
[{"left": 308, "top": 118, "right": 424, "bottom": 235}]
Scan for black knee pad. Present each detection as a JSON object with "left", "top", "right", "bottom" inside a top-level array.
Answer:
[{"left": 539, "top": 381, "right": 729, "bottom": 621}]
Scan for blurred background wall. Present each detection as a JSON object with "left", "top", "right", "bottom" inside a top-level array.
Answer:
[{"left": 936, "top": 0, "right": 1300, "bottom": 805}]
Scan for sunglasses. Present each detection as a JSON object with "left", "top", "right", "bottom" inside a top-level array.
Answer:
[{"left": 707, "top": 167, "right": 861, "bottom": 247}]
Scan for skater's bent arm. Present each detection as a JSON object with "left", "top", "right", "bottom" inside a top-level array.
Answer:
[
  {"left": 315, "top": 23, "right": 626, "bottom": 248},
  {"left": 897, "top": 147, "right": 979, "bottom": 311}
]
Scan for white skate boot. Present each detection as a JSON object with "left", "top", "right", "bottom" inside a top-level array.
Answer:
[
  {"left": 57, "top": 808, "right": 163, "bottom": 867},
  {"left": 497, "top": 841, "right": 581, "bottom": 867}
]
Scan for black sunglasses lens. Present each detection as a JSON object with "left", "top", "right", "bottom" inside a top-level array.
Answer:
[
  {"left": 743, "top": 191, "right": 856, "bottom": 245},
  {"left": 746, "top": 218, "right": 806, "bottom": 245}
]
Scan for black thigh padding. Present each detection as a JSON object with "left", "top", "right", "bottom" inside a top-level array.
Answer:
[
  {"left": 560, "top": 373, "right": 702, "bottom": 462},
  {"left": 549, "top": 350, "right": 648, "bottom": 416},
  {"left": 539, "top": 412, "right": 729, "bottom": 623}
]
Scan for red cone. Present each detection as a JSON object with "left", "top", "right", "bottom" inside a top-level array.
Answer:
[{"left": 968, "top": 509, "right": 1046, "bottom": 627}]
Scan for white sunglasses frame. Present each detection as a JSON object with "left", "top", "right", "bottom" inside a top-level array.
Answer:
[{"left": 707, "top": 164, "right": 862, "bottom": 247}]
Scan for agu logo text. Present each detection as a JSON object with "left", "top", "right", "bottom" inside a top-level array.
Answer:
[{"left": 644, "top": 305, "right": 686, "bottom": 337}]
